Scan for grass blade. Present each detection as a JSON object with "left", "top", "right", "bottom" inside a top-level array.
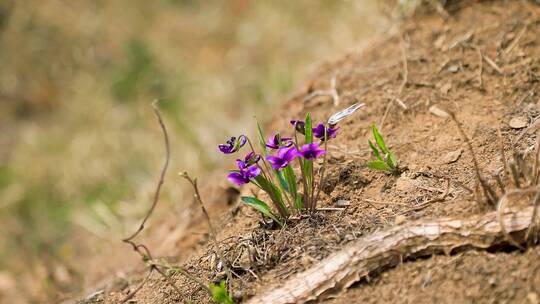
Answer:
[
  {"left": 283, "top": 165, "right": 299, "bottom": 209},
  {"left": 241, "top": 196, "right": 282, "bottom": 225},
  {"left": 305, "top": 113, "right": 313, "bottom": 144},
  {"left": 367, "top": 160, "right": 390, "bottom": 171},
  {"left": 277, "top": 170, "right": 290, "bottom": 192},
  {"left": 255, "top": 118, "right": 268, "bottom": 156},
  {"left": 372, "top": 124, "right": 389, "bottom": 154},
  {"left": 368, "top": 140, "right": 383, "bottom": 161},
  {"left": 387, "top": 151, "right": 398, "bottom": 170},
  {"left": 254, "top": 175, "right": 289, "bottom": 217}
]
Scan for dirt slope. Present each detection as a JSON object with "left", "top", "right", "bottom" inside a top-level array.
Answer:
[{"left": 92, "top": 1, "right": 540, "bottom": 303}]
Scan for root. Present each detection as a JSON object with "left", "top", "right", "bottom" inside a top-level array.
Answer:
[{"left": 246, "top": 205, "right": 540, "bottom": 304}]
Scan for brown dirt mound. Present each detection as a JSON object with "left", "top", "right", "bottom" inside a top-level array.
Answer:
[{"left": 90, "top": 0, "right": 540, "bottom": 303}]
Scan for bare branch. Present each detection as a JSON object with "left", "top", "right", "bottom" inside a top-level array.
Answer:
[{"left": 123, "top": 100, "right": 170, "bottom": 243}]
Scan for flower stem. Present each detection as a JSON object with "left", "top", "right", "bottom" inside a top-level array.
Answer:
[
  {"left": 247, "top": 137, "right": 290, "bottom": 218},
  {"left": 310, "top": 160, "right": 315, "bottom": 212},
  {"left": 247, "top": 137, "right": 273, "bottom": 186},
  {"left": 314, "top": 127, "right": 329, "bottom": 210},
  {"left": 294, "top": 130, "right": 309, "bottom": 212}
]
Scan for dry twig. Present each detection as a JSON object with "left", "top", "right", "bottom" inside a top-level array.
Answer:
[
  {"left": 121, "top": 101, "right": 208, "bottom": 302},
  {"left": 303, "top": 76, "right": 341, "bottom": 106},
  {"left": 398, "top": 36, "right": 408, "bottom": 95},
  {"left": 483, "top": 54, "right": 504, "bottom": 74}
]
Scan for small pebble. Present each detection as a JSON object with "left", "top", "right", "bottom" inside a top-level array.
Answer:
[
  {"left": 343, "top": 234, "right": 354, "bottom": 241},
  {"left": 440, "top": 82, "right": 452, "bottom": 95},
  {"left": 439, "top": 149, "right": 462, "bottom": 164},
  {"left": 395, "top": 215, "right": 406, "bottom": 225},
  {"left": 509, "top": 116, "right": 528, "bottom": 129},
  {"left": 429, "top": 105, "right": 450, "bottom": 118},
  {"left": 336, "top": 199, "right": 350, "bottom": 207},
  {"left": 447, "top": 65, "right": 459, "bottom": 73},
  {"left": 528, "top": 292, "right": 539, "bottom": 304}
]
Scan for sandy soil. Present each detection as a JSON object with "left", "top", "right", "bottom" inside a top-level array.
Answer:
[{"left": 85, "top": 1, "right": 540, "bottom": 303}]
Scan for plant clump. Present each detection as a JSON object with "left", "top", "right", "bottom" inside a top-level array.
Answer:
[
  {"left": 367, "top": 124, "right": 400, "bottom": 175},
  {"left": 218, "top": 103, "right": 365, "bottom": 225}
]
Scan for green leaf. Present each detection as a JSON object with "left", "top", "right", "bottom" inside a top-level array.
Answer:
[
  {"left": 270, "top": 183, "right": 288, "bottom": 215},
  {"left": 284, "top": 165, "right": 297, "bottom": 194},
  {"left": 367, "top": 160, "right": 390, "bottom": 171},
  {"left": 209, "top": 281, "right": 235, "bottom": 304},
  {"left": 368, "top": 140, "right": 383, "bottom": 161},
  {"left": 387, "top": 152, "right": 398, "bottom": 170},
  {"left": 283, "top": 165, "right": 298, "bottom": 208},
  {"left": 302, "top": 159, "right": 313, "bottom": 192},
  {"left": 295, "top": 194, "right": 303, "bottom": 210},
  {"left": 277, "top": 170, "right": 290, "bottom": 192},
  {"left": 305, "top": 113, "right": 313, "bottom": 144},
  {"left": 241, "top": 196, "right": 282, "bottom": 225},
  {"left": 372, "top": 124, "right": 389, "bottom": 154},
  {"left": 254, "top": 175, "right": 289, "bottom": 217}
]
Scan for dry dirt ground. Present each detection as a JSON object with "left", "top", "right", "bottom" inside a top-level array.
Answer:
[{"left": 84, "top": 1, "right": 540, "bottom": 303}]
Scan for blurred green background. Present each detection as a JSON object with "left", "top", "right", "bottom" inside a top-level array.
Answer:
[{"left": 0, "top": 0, "right": 386, "bottom": 302}]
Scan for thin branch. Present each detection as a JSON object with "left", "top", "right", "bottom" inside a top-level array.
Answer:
[
  {"left": 398, "top": 35, "right": 408, "bottom": 95},
  {"left": 497, "top": 128, "right": 509, "bottom": 183},
  {"left": 123, "top": 100, "right": 170, "bottom": 243},
  {"left": 121, "top": 268, "right": 153, "bottom": 303},
  {"left": 503, "top": 24, "right": 527, "bottom": 56},
  {"left": 303, "top": 76, "right": 341, "bottom": 106},
  {"left": 150, "top": 260, "right": 211, "bottom": 294},
  {"left": 483, "top": 54, "right": 504, "bottom": 74},
  {"left": 120, "top": 101, "right": 209, "bottom": 301},
  {"left": 473, "top": 45, "right": 484, "bottom": 88},
  {"left": 379, "top": 98, "right": 394, "bottom": 132},
  {"left": 314, "top": 128, "right": 329, "bottom": 211},
  {"left": 180, "top": 172, "right": 233, "bottom": 286}
]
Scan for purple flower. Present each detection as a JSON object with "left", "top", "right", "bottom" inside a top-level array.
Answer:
[
  {"left": 227, "top": 162, "right": 261, "bottom": 186},
  {"left": 312, "top": 123, "right": 339, "bottom": 141},
  {"left": 237, "top": 152, "right": 261, "bottom": 168},
  {"left": 266, "top": 146, "right": 298, "bottom": 170},
  {"left": 266, "top": 134, "right": 293, "bottom": 149},
  {"left": 218, "top": 135, "right": 247, "bottom": 154},
  {"left": 297, "top": 143, "right": 326, "bottom": 160},
  {"left": 290, "top": 120, "right": 305, "bottom": 134}
]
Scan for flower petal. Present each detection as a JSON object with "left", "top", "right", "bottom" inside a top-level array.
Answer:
[
  {"left": 298, "top": 143, "right": 325, "bottom": 160},
  {"left": 245, "top": 165, "right": 261, "bottom": 178},
  {"left": 238, "top": 135, "right": 247, "bottom": 147},
  {"left": 266, "top": 155, "right": 280, "bottom": 165},
  {"left": 227, "top": 172, "right": 248, "bottom": 185},
  {"left": 236, "top": 159, "right": 247, "bottom": 169},
  {"left": 290, "top": 120, "right": 306, "bottom": 134},
  {"left": 282, "top": 146, "right": 298, "bottom": 162},
  {"left": 266, "top": 155, "right": 284, "bottom": 170},
  {"left": 265, "top": 135, "right": 279, "bottom": 149},
  {"left": 314, "top": 149, "right": 326, "bottom": 158}
]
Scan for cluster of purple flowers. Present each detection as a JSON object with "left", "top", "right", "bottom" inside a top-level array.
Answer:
[
  {"left": 218, "top": 103, "right": 364, "bottom": 223},
  {"left": 218, "top": 120, "right": 337, "bottom": 186}
]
